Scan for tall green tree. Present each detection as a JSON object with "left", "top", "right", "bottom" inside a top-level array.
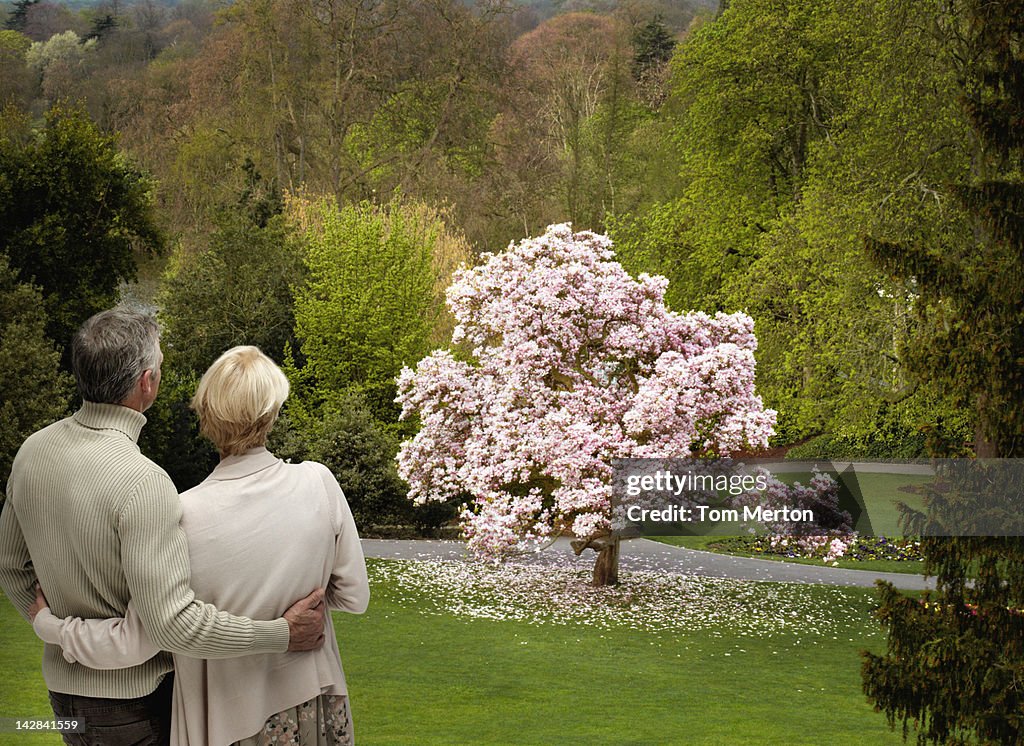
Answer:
[
  {"left": 862, "top": 2, "right": 1024, "bottom": 742},
  {"left": 612, "top": 0, "right": 972, "bottom": 448},
  {"left": 275, "top": 194, "right": 467, "bottom": 533},
  {"left": 613, "top": 0, "right": 853, "bottom": 439},
  {"left": 0, "top": 105, "right": 163, "bottom": 351},
  {"left": 0, "top": 254, "right": 72, "bottom": 497},
  {"left": 861, "top": 3, "right": 1024, "bottom": 460},
  {"left": 723, "top": 0, "right": 973, "bottom": 445},
  {"left": 289, "top": 194, "right": 469, "bottom": 425},
  {"left": 647, "top": 0, "right": 847, "bottom": 306},
  {"left": 158, "top": 181, "right": 300, "bottom": 375}
]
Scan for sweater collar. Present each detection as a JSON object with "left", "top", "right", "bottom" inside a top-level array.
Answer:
[
  {"left": 72, "top": 401, "right": 147, "bottom": 443},
  {"left": 208, "top": 447, "right": 280, "bottom": 481}
]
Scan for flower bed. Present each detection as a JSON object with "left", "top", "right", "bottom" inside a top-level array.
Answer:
[{"left": 709, "top": 535, "right": 923, "bottom": 565}]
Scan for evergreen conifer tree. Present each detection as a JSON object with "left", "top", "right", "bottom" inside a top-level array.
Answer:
[
  {"left": 862, "top": 2, "right": 1024, "bottom": 742},
  {"left": 631, "top": 15, "right": 675, "bottom": 81},
  {"left": 3, "top": 0, "right": 38, "bottom": 32}
]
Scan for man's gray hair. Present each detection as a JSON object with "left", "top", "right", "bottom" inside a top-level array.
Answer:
[{"left": 72, "top": 307, "right": 161, "bottom": 404}]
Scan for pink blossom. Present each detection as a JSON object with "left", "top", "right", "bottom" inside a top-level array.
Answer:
[{"left": 396, "top": 224, "right": 778, "bottom": 559}]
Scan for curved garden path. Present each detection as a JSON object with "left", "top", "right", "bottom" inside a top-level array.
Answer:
[{"left": 361, "top": 537, "right": 933, "bottom": 591}]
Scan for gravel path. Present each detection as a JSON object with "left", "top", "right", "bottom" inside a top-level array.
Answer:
[{"left": 361, "top": 537, "right": 933, "bottom": 591}]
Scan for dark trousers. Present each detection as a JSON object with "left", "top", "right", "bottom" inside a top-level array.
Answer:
[{"left": 49, "top": 673, "right": 173, "bottom": 746}]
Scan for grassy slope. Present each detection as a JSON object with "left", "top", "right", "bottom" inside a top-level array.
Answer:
[
  {"left": 1, "top": 565, "right": 904, "bottom": 746},
  {"left": 335, "top": 574, "right": 902, "bottom": 744}
]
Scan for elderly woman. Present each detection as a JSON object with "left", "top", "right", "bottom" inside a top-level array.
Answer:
[{"left": 32, "top": 346, "right": 369, "bottom": 746}]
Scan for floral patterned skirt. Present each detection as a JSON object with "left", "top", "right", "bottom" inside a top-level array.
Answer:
[{"left": 232, "top": 694, "right": 353, "bottom": 746}]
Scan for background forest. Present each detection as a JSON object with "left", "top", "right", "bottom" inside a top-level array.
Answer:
[{"left": 0, "top": 0, "right": 985, "bottom": 532}]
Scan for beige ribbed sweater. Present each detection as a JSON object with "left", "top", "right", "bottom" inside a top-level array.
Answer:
[
  {"left": 0, "top": 402, "right": 290, "bottom": 698},
  {"left": 34, "top": 448, "right": 370, "bottom": 746}
]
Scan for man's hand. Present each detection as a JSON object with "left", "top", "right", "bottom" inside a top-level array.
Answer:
[
  {"left": 284, "top": 588, "right": 326, "bottom": 652},
  {"left": 28, "top": 583, "right": 48, "bottom": 622}
]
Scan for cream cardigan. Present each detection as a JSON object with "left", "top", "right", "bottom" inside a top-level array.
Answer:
[{"left": 35, "top": 448, "right": 370, "bottom": 746}]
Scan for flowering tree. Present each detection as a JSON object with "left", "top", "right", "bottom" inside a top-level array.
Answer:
[{"left": 396, "top": 224, "right": 777, "bottom": 584}]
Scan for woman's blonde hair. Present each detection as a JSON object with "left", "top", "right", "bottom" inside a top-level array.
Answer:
[{"left": 191, "top": 346, "right": 290, "bottom": 456}]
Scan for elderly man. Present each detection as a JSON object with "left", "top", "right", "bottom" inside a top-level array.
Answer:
[{"left": 0, "top": 307, "right": 326, "bottom": 745}]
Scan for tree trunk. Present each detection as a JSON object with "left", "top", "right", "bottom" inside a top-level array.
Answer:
[
  {"left": 970, "top": 392, "right": 995, "bottom": 456},
  {"left": 571, "top": 534, "right": 621, "bottom": 586},
  {"left": 592, "top": 536, "right": 620, "bottom": 586}
]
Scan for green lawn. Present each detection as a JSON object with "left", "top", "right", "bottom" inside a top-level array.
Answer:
[
  {"left": 848, "top": 472, "right": 932, "bottom": 536},
  {"left": 651, "top": 535, "right": 925, "bottom": 575},
  {"left": 1, "top": 558, "right": 907, "bottom": 745},
  {"left": 0, "top": 601, "right": 59, "bottom": 745},
  {"left": 649, "top": 472, "right": 935, "bottom": 575}
]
